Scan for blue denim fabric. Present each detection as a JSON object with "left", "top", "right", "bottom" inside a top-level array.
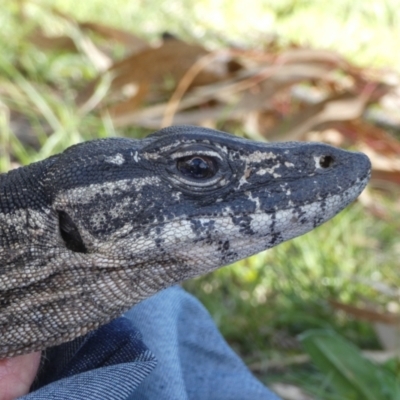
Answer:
[
  {"left": 23, "top": 318, "right": 157, "bottom": 399},
  {"left": 22, "top": 287, "right": 280, "bottom": 400}
]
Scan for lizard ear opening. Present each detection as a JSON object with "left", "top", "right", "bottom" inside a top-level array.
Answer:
[{"left": 58, "top": 211, "right": 87, "bottom": 253}]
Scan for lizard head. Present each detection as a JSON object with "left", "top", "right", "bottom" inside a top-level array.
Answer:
[
  {"left": 0, "top": 125, "right": 371, "bottom": 357},
  {"left": 48, "top": 125, "right": 371, "bottom": 284}
]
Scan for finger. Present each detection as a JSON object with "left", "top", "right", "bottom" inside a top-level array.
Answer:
[{"left": 0, "top": 352, "right": 41, "bottom": 400}]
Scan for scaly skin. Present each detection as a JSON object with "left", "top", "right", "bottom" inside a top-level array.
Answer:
[{"left": 0, "top": 125, "right": 371, "bottom": 358}]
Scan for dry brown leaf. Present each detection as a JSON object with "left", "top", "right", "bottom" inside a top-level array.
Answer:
[
  {"left": 371, "top": 170, "right": 400, "bottom": 186},
  {"left": 29, "top": 30, "right": 78, "bottom": 52},
  {"left": 265, "top": 93, "right": 368, "bottom": 141},
  {"left": 329, "top": 299, "right": 400, "bottom": 325},
  {"left": 338, "top": 120, "right": 400, "bottom": 157},
  {"left": 161, "top": 51, "right": 230, "bottom": 127},
  {"left": 78, "top": 38, "right": 239, "bottom": 111},
  {"left": 362, "top": 147, "right": 400, "bottom": 172},
  {"left": 111, "top": 62, "right": 337, "bottom": 128},
  {"left": 277, "top": 48, "right": 349, "bottom": 69},
  {"left": 79, "top": 22, "right": 149, "bottom": 52},
  {"left": 106, "top": 83, "right": 149, "bottom": 119}
]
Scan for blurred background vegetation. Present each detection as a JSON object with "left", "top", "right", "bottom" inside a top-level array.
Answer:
[{"left": 1, "top": 1, "right": 400, "bottom": 398}]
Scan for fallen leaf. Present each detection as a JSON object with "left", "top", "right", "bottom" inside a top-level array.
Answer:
[
  {"left": 266, "top": 93, "right": 368, "bottom": 141},
  {"left": 329, "top": 299, "right": 399, "bottom": 325},
  {"left": 29, "top": 30, "right": 78, "bottom": 52},
  {"left": 79, "top": 22, "right": 149, "bottom": 52}
]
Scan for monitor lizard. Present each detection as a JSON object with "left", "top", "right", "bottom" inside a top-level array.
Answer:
[{"left": 0, "top": 125, "right": 371, "bottom": 359}]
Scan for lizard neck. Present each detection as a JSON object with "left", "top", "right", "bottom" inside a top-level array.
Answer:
[{"left": 0, "top": 160, "right": 51, "bottom": 214}]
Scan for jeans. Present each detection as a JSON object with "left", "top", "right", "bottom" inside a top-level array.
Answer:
[{"left": 22, "top": 287, "right": 281, "bottom": 400}]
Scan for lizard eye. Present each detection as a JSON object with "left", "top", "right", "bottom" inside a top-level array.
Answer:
[
  {"left": 176, "top": 156, "right": 218, "bottom": 179},
  {"left": 167, "top": 147, "right": 227, "bottom": 192}
]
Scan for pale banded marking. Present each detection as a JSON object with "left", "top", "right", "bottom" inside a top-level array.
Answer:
[
  {"left": 105, "top": 154, "right": 125, "bottom": 165},
  {"left": 152, "top": 139, "right": 198, "bottom": 155},
  {"left": 245, "top": 192, "right": 261, "bottom": 211},
  {"left": 53, "top": 177, "right": 162, "bottom": 206},
  {"left": 256, "top": 164, "right": 281, "bottom": 177},
  {"left": 170, "top": 150, "right": 223, "bottom": 160},
  {"left": 240, "top": 151, "right": 277, "bottom": 162}
]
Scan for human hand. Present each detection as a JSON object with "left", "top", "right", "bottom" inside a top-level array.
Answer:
[{"left": 0, "top": 352, "right": 41, "bottom": 400}]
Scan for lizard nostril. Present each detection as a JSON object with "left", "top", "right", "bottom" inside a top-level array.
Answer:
[{"left": 319, "top": 155, "right": 334, "bottom": 169}]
